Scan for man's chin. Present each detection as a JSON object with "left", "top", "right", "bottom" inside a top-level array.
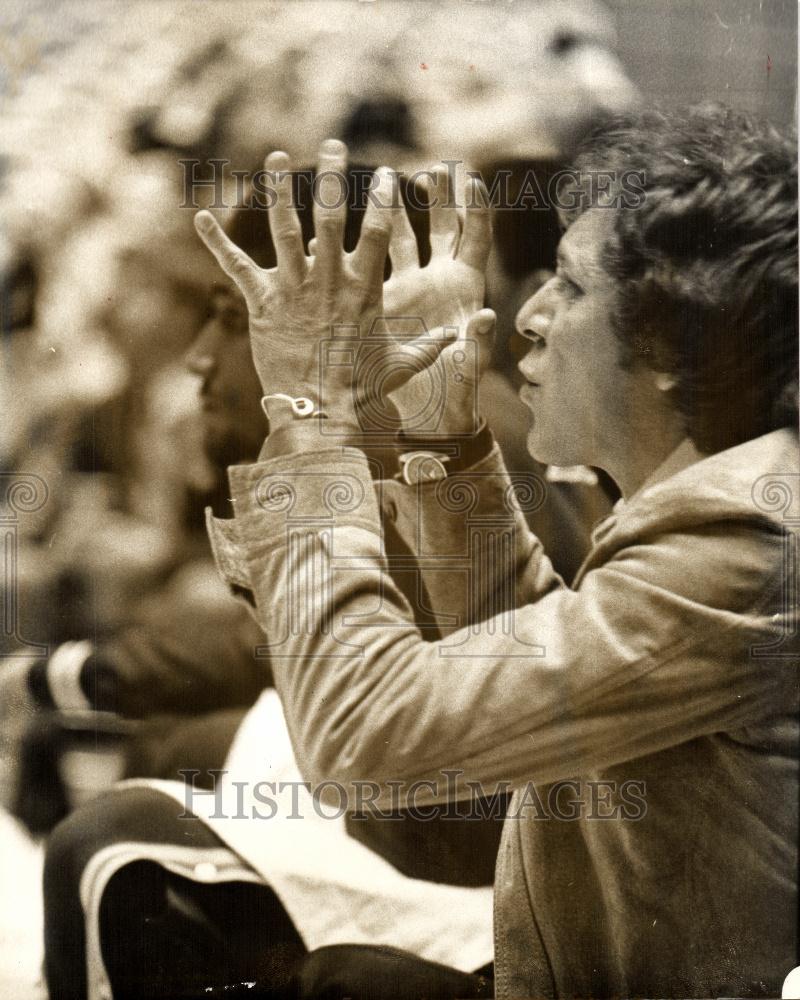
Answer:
[
  {"left": 525, "top": 425, "right": 553, "bottom": 466},
  {"left": 525, "top": 425, "right": 577, "bottom": 469},
  {"left": 202, "top": 429, "right": 243, "bottom": 471}
]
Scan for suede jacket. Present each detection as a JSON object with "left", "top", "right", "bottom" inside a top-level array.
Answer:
[{"left": 208, "top": 426, "right": 799, "bottom": 998}]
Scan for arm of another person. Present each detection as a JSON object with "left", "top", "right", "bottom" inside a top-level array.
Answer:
[
  {"left": 19, "top": 592, "right": 269, "bottom": 719},
  {"left": 0, "top": 588, "right": 268, "bottom": 810}
]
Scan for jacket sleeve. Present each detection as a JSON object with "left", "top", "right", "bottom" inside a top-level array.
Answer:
[
  {"left": 208, "top": 446, "right": 792, "bottom": 805},
  {"left": 387, "top": 437, "right": 565, "bottom": 639}
]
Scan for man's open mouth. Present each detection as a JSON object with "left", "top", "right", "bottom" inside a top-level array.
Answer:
[{"left": 519, "top": 382, "right": 541, "bottom": 405}]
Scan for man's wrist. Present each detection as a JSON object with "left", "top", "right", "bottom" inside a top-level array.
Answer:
[
  {"left": 255, "top": 408, "right": 493, "bottom": 472},
  {"left": 258, "top": 417, "right": 364, "bottom": 461},
  {"left": 397, "top": 420, "right": 493, "bottom": 474}
]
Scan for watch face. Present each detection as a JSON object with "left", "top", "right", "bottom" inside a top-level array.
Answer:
[{"left": 401, "top": 453, "right": 449, "bottom": 486}]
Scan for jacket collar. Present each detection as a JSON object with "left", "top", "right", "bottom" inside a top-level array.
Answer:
[
  {"left": 632, "top": 437, "right": 707, "bottom": 499},
  {"left": 589, "top": 427, "right": 799, "bottom": 557}
]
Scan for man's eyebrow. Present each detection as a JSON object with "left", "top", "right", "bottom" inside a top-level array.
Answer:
[{"left": 210, "top": 281, "right": 243, "bottom": 300}]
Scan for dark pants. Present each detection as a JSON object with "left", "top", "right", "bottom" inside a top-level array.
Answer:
[{"left": 43, "top": 787, "right": 493, "bottom": 999}]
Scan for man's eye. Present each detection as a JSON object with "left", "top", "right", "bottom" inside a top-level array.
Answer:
[
  {"left": 219, "top": 309, "right": 249, "bottom": 333},
  {"left": 555, "top": 273, "right": 581, "bottom": 297}
]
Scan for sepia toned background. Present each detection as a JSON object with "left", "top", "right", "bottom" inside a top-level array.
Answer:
[{"left": 0, "top": 1, "right": 796, "bottom": 996}]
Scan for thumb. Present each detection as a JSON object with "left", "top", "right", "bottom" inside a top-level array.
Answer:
[
  {"left": 465, "top": 308, "right": 496, "bottom": 378},
  {"left": 381, "top": 328, "right": 458, "bottom": 396}
]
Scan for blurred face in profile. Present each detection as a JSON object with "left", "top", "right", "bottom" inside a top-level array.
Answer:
[{"left": 185, "top": 285, "right": 266, "bottom": 467}]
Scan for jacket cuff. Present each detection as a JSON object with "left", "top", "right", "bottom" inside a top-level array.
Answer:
[
  {"left": 207, "top": 448, "right": 383, "bottom": 595},
  {"left": 38, "top": 641, "right": 94, "bottom": 711}
]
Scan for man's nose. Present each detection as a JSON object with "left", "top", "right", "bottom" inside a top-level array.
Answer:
[
  {"left": 515, "top": 278, "right": 556, "bottom": 338},
  {"left": 184, "top": 323, "right": 218, "bottom": 377}
]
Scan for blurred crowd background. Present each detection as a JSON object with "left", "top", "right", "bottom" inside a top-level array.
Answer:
[{"left": 0, "top": 2, "right": 796, "bottom": 992}]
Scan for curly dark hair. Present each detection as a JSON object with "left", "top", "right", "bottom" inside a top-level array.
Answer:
[{"left": 565, "top": 104, "right": 797, "bottom": 454}]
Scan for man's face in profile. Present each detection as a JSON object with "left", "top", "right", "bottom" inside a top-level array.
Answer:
[
  {"left": 185, "top": 285, "right": 266, "bottom": 468},
  {"left": 515, "top": 209, "right": 639, "bottom": 470}
]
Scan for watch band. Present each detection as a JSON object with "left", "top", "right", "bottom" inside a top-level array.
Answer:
[{"left": 396, "top": 421, "right": 494, "bottom": 476}]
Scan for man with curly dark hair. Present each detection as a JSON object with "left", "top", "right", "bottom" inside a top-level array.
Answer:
[{"left": 564, "top": 106, "right": 797, "bottom": 455}]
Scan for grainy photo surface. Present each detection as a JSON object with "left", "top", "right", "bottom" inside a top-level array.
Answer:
[{"left": 1, "top": 2, "right": 797, "bottom": 998}]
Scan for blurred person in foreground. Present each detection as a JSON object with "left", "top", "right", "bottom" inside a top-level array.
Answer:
[{"left": 0, "top": 265, "right": 270, "bottom": 828}]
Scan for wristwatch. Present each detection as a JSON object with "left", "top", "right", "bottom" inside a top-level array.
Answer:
[
  {"left": 398, "top": 451, "right": 450, "bottom": 485},
  {"left": 396, "top": 421, "right": 494, "bottom": 484}
]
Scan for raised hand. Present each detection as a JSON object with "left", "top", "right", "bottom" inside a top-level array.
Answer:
[
  {"left": 194, "top": 140, "right": 455, "bottom": 430},
  {"left": 382, "top": 167, "right": 495, "bottom": 437},
  {"left": 384, "top": 165, "right": 491, "bottom": 328}
]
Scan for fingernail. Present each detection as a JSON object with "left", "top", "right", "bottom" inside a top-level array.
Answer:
[
  {"left": 475, "top": 313, "right": 495, "bottom": 334},
  {"left": 470, "top": 177, "right": 489, "bottom": 206},
  {"left": 374, "top": 167, "right": 397, "bottom": 204},
  {"left": 265, "top": 150, "right": 290, "bottom": 170},
  {"left": 320, "top": 138, "right": 346, "bottom": 157},
  {"left": 194, "top": 211, "right": 213, "bottom": 231}
]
